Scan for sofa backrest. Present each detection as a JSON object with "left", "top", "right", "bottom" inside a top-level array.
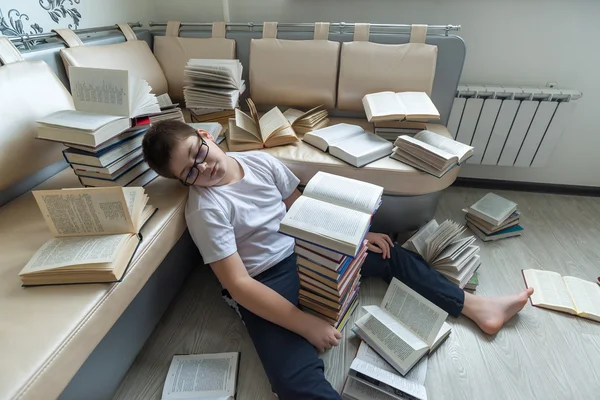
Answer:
[
  {"left": 54, "top": 23, "right": 169, "bottom": 95},
  {"left": 153, "top": 21, "right": 236, "bottom": 102},
  {"left": 0, "top": 36, "right": 74, "bottom": 196},
  {"left": 249, "top": 22, "right": 340, "bottom": 109},
  {"left": 336, "top": 23, "right": 438, "bottom": 112}
]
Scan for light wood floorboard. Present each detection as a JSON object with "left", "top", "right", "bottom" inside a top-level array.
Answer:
[{"left": 113, "top": 187, "right": 600, "bottom": 400}]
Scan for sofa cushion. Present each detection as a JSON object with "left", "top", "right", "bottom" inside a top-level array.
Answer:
[
  {"left": 154, "top": 21, "right": 236, "bottom": 102},
  {"left": 220, "top": 118, "right": 457, "bottom": 196},
  {"left": 249, "top": 22, "right": 340, "bottom": 109},
  {"left": 54, "top": 24, "right": 169, "bottom": 95},
  {"left": 337, "top": 24, "right": 438, "bottom": 112},
  {"left": 0, "top": 169, "right": 188, "bottom": 400},
  {"left": 0, "top": 37, "right": 74, "bottom": 191}
]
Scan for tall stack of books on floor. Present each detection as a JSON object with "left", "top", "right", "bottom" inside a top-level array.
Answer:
[
  {"left": 35, "top": 66, "right": 165, "bottom": 187},
  {"left": 278, "top": 171, "right": 384, "bottom": 331},
  {"left": 183, "top": 59, "right": 245, "bottom": 128},
  {"left": 402, "top": 219, "right": 481, "bottom": 289},
  {"left": 464, "top": 192, "right": 523, "bottom": 241}
]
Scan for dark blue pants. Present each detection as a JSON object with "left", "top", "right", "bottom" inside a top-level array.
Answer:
[{"left": 236, "top": 244, "right": 465, "bottom": 400}]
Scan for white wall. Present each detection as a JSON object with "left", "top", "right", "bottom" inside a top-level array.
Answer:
[
  {"left": 0, "top": 0, "right": 153, "bottom": 37},
  {"left": 150, "top": 0, "right": 600, "bottom": 187}
]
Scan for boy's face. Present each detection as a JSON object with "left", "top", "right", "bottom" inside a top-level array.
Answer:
[{"left": 169, "top": 129, "right": 229, "bottom": 187}]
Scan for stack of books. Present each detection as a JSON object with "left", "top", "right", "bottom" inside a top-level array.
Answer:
[
  {"left": 465, "top": 193, "right": 524, "bottom": 241},
  {"left": 152, "top": 94, "right": 186, "bottom": 124},
  {"left": 465, "top": 272, "right": 479, "bottom": 291},
  {"left": 35, "top": 66, "right": 164, "bottom": 187},
  {"left": 373, "top": 121, "right": 427, "bottom": 142},
  {"left": 183, "top": 59, "right": 246, "bottom": 110},
  {"left": 189, "top": 108, "right": 236, "bottom": 128},
  {"left": 278, "top": 171, "right": 384, "bottom": 330},
  {"left": 402, "top": 219, "right": 481, "bottom": 289}
]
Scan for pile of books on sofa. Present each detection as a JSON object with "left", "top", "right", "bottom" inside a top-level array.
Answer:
[
  {"left": 34, "top": 66, "right": 168, "bottom": 187},
  {"left": 464, "top": 193, "right": 524, "bottom": 241},
  {"left": 278, "top": 171, "right": 384, "bottom": 330}
]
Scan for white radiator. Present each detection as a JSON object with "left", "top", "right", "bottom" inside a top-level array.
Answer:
[{"left": 447, "top": 85, "right": 582, "bottom": 167}]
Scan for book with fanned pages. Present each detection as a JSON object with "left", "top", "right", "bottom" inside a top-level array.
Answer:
[{"left": 19, "top": 186, "right": 156, "bottom": 286}]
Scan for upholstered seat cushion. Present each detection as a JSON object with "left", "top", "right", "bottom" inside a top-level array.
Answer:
[
  {"left": 0, "top": 168, "right": 188, "bottom": 400},
  {"left": 220, "top": 118, "right": 458, "bottom": 196}
]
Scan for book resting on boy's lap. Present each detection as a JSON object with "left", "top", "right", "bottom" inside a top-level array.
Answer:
[
  {"left": 279, "top": 171, "right": 383, "bottom": 257},
  {"left": 19, "top": 186, "right": 156, "bottom": 286}
]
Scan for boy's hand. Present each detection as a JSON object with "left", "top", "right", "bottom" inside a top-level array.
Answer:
[
  {"left": 366, "top": 232, "right": 394, "bottom": 259},
  {"left": 300, "top": 313, "right": 342, "bottom": 352}
]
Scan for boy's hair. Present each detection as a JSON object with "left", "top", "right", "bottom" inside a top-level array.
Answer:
[{"left": 142, "top": 120, "right": 197, "bottom": 179}]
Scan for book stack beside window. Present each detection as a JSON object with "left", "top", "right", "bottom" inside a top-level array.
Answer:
[
  {"left": 464, "top": 192, "right": 524, "bottom": 241},
  {"left": 278, "top": 172, "right": 384, "bottom": 331}
]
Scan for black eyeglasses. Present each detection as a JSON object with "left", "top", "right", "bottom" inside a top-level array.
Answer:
[{"left": 181, "top": 136, "right": 209, "bottom": 186}]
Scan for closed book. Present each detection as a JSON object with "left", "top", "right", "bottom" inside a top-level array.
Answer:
[
  {"left": 78, "top": 161, "right": 149, "bottom": 187},
  {"left": 467, "top": 222, "right": 524, "bottom": 242},
  {"left": 467, "top": 193, "right": 518, "bottom": 226}
]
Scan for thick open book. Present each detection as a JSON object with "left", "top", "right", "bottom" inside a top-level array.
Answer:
[
  {"left": 391, "top": 130, "right": 474, "bottom": 178},
  {"left": 302, "top": 123, "right": 393, "bottom": 168},
  {"left": 353, "top": 278, "right": 451, "bottom": 376},
  {"left": 227, "top": 98, "right": 299, "bottom": 150},
  {"left": 183, "top": 59, "right": 246, "bottom": 109},
  {"left": 161, "top": 352, "right": 239, "bottom": 400},
  {"left": 343, "top": 341, "right": 428, "bottom": 400},
  {"left": 522, "top": 269, "right": 600, "bottom": 323},
  {"left": 362, "top": 91, "right": 440, "bottom": 123},
  {"left": 279, "top": 171, "right": 383, "bottom": 257},
  {"left": 282, "top": 105, "right": 329, "bottom": 134},
  {"left": 18, "top": 187, "right": 156, "bottom": 286},
  {"left": 402, "top": 219, "right": 480, "bottom": 288},
  {"left": 36, "top": 66, "right": 160, "bottom": 147}
]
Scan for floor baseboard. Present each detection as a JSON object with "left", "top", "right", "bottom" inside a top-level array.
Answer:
[{"left": 453, "top": 178, "right": 600, "bottom": 197}]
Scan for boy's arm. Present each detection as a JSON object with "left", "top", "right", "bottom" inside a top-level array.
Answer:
[
  {"left": 211, "top": 251, "right": 341, "bottom": 352},
  {"left": 283, "top": 188, "right": 302, "bottom": 211}
]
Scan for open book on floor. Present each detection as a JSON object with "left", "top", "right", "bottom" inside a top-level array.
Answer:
[
  {"left": 353, "top": 277, "right": 451, "bottom": 376},
  {"left": 302, "top": 123, "right": 393, "bottom": 168},
  {"left": 362, "top": 91, "right": 440, "bottom": 123},
  {"left": 522, "top": 269, "right": 600, "bottom": 323},
  {"left": 342, "top": 341, "right": 428, "bottom": 400},
  {"left": 36, "top": 66, "right": 161, "bottom": 147},
  {"left": 161, "top": 352, "right": 239, "bottom": 400},
  {"left": 227, "top": 98, "right": 299, "bottom": 150},
  {"left": 279, "top": 171, "right": 383, "bottom": 257},
  {"left": 19, "top": 187, "right": 156, "bottom": 286},
  {"left": 391, "top": 130, "right": 474, "bottom": 178}
]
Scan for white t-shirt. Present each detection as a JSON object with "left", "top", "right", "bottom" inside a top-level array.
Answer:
[{"left": 185, "top": 151, "right": 300, "bottom": 277}]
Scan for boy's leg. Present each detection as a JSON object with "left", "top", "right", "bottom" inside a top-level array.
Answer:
[
  {"left": 235, "top": 253, "right": 341, "bottom": 400},
  {"left": 361, "top": 243, "right": 533, "bottom": 334}
]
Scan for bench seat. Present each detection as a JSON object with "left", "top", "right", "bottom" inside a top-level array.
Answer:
[
  {"left": 0, "top": 167, "right": 188, "bottom": 400},
  {"left": 219, "top": 118, "right": 458, "bottom": 196}
]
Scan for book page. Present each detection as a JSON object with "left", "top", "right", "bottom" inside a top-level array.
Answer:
[
  {"left": 350, "top": 358, "right": 427, "bottom": 400},
  {"left": 69, "top": 66, "right": 131, "bottom": 117},
  {"left": 403, "top": 219, "right": 439, "bottom": 258},
  {"left": 343, "top": 378, "right": 404, "bottom": 400},
  {"left": 363, "top": 92, "right": 403, "bottom": 119},
  {"left": 282, "top": 108, "right": 305, "bottom": 124},
  {"left": 395, "top": 135, "right": 456, "bottom": 162},
  {"left": 396, "top": 92, "right": 440, "bottom": 119},
  {"left": 33, "top": 188, "right": 135, "bottom": 237},
  {"left": 356, "top": 341, "right": 428, "bottom": 386},
  {"left": 414, "top": 130, "right": 473, "bottom": 162},
  {"left": 380, "top": 278, "right": 448, "bottom": 346},
  {"left": 303, "top": 123, "right": 365, "bottom": 151},
  {"left": 37, "top": 110, "right": 125, "bottom": 131},
  {"left": 161, "top": 353, "right": 238, "bottom": 400},
  {"left": 20, "top": 234, "right": 129, "bottom": 273},
  {"left": 232, "top": 110, "right": 261, "bottom": 142},
  {"left": 259, "top": 107, "right": 291, "bottom": 142},
  {"left": 303, "top": 171, "right": 383, "bottom": 214},
  {"left": 281, "top": 196, "right": 370, "bottom": 245},
  {"left": 563, "top": 276, "right": 600, "bottom": 319},
  {"left": 523, "top": 269, "right": 575, "bottom": 312}
]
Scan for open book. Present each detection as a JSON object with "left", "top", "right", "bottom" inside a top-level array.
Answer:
[
  {"left": 353, "top": 278, "right": 451, "bottom": 376},
  {"left": 279, "top": 171, "right": 383, "bottom": 257},
  {"left": 161, "top": 352, "right": 239, "bottom": 400},
  {"left": 183, "top": 59, "right": 246, "bottom": 109},
  {"left": 391, "top": 130, "right": 474, "bottom": 178},
  {"left": 18, "top": 187, "right": 156, "bottom": 286},
  {"left": 522, "top": 269, "right": 600, "bottom": 323},
  {"left": 227, "top": 98, "right": 299, "bottom": 150},
  {"left": 283, "top": 105, "right": 329, "bottom": 134},
  {"left": 36, "top": 66, "right": 161, "bottom": 147},
  {"left": 302, "top": 123, "right": 393, "bottom": 168},
  {"left": 402, "top": 219, "right": 480, "bottom": 288},
  {"left": 343, "top": 341, "right": 428, "bottom": 400},
  {"left": 362, "top": 91, "right": 440, "bottom": 123}
]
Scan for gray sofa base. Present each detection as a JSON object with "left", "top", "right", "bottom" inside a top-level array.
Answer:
[
  {"left": 371, "top": 192, "right": 442, "bottom": 234},
  {"left": 57, "top": 230, "right": 201, "bottom": 400}
]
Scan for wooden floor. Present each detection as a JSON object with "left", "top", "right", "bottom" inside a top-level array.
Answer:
[{"left": 113, "top": 187, "right": 600, "bottom": 400}]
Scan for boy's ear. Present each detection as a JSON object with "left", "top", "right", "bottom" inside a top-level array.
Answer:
[{"left": 197, "top": 129, "right": 215, "bottom": 142}]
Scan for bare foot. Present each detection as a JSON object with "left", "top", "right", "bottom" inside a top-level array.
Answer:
[{"left": 462, "top": 288, "right": 534, "bottom": 335}]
